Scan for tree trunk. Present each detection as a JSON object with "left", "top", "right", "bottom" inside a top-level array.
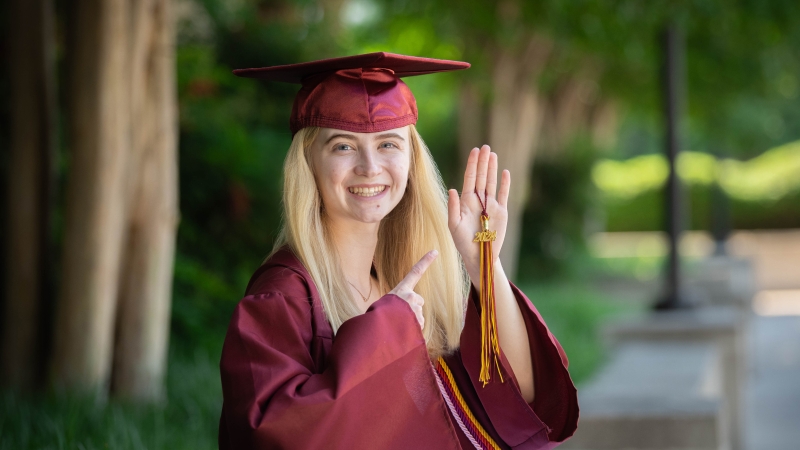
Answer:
[
  {"left": 51, "top": 0, "right": 131, "bottom": 394},
  {"left": 457, "top": 80, "right": 485, "bottom": 170},
  {"left": 589, "top": 100, "right": 619, "bottom": 151},
  {"left": 2, "top": 0, "right": 57, "bottom": 390},
  {"left": 538, "top": 61, "right": 608, "bottom": 163},
  {"left": 540, "top": 74, "right": 599, "bottom": 160},
  {"left": 51, "top": 0, "right": 178, "bottom": 399},
  {"left": 486, "top": 36, "right": 551, "bottom": 279},
  {"left": 111, "top": 0, "right": 179, "bottom": 401}
]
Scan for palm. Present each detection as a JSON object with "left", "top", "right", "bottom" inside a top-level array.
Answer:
[{"left": 447, "top": 146, "right": 511, "bottom": 280}]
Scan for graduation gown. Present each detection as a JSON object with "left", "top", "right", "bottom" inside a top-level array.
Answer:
[{"left": 218, "top": 246, "right": 578, "bottom": 449}]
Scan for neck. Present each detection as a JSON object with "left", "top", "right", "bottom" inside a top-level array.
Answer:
[{"left": 328, "top": 216, "right": 380, "bottom": 289}]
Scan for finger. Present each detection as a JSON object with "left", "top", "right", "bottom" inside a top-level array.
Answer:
[
  {"left": 461, "top": 148, "right": 479, "bottom": 197},
  {"left": 398, "top": 250, "right": 438, "bottom": 291},
  {"left": 412, "top": 303, "right": 423, "bottom": 321},
  {"left": 475, "top": 145, "right": 491, "bottom": 196},
  {"left": 498, "top": 169, "right": 511, "bottom": 207},
  {"left": 487, "top": 152, "right": 498, "bottom": 199},
  {"left": 448, "top": 189, "right": 460, "bottom": 230}
]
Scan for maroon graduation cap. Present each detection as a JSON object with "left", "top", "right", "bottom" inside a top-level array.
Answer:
[{"left": 233, "top": 52, "right": 470, "bottom": 135}]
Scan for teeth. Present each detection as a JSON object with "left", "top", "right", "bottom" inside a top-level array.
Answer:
[{"left": 349, "top": 185, "right": 386, "bottom": 197}]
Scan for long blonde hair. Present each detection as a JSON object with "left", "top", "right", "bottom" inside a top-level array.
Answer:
[{"left": 268, "top": 124, "right": 469, "bottom": 359}]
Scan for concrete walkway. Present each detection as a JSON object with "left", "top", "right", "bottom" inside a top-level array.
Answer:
[
  {"left": 745, "top": 314, "right": 800, "bottom": 449},
  {"left": 589, "top": 229, "right": 800, "bottom": 449}
]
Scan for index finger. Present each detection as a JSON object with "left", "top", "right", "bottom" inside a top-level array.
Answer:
[{"left": 397, "top": 250, "right": 438, "bottom": 291}]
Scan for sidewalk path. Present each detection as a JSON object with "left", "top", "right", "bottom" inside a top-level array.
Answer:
[
  {"left": 745, "top": 315, "right": 800, "bottom": 449},
  {"left": 590, "top": 229, "right": 800, "bottom": 449}
]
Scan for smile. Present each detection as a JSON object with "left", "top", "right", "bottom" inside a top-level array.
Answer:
[{"left": 348, "top": 185, "right": 386, "bottom": 197}]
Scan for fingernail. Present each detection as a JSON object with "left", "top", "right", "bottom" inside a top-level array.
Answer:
[{"left": 431, "top": 249, "right": 439, "bottom": 257}]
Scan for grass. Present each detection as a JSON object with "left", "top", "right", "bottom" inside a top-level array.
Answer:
[
  {"left": 1, "top": 255, "right": 647, "bottom": 449},
  {"left": 0, "top": 348, "right": 222, "bottom": 450},
  {"left": 519, "top": 275, "right": 646, "bottom": 385}
]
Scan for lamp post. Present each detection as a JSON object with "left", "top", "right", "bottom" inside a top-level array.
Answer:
[{"left": 655, "top": 22, "right": 689, "bottom": 310}]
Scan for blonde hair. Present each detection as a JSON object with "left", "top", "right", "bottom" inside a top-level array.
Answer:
[{"left": 268, "top": 124, "right": 469, "bottom": 359}]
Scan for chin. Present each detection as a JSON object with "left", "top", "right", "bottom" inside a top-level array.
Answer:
[{"left": 353, "top": 212, "right": 389, "bottom": 224}]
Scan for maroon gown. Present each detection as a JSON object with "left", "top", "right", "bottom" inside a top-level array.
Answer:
[{"left": 219, "top": 246, "right": 578, "bottom": 449}]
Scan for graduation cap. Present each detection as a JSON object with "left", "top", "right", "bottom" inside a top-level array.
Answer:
[{"left": 233, "top": 52, "right": 470, "bottom": 135}]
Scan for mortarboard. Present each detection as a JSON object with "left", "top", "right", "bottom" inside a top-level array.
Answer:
[{"left": 233, "top": 52, "right": 470, "bottom": 135}]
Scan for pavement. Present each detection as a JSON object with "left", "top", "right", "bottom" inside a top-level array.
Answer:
[
  {"left": 744, "top": 315, "right": 800, "bottom": 450},
  {"left": 589, "top": 229, "right": 800, "bottom": 449}
]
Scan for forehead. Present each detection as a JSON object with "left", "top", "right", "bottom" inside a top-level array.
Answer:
[{"left": 317, "top": 126, "right": 410, "bottom": 143}]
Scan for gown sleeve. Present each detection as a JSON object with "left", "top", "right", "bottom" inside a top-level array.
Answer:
[
  {"left": 444, "top": 281, "right": 579, "bottom": 449},
  {"left": 218, "top": 266, "right": 460, "bottom": 450}
]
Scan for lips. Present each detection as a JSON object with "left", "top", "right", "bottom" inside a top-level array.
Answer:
[{"left": 348, "top": 185, "right": 386, "bottom": 197}]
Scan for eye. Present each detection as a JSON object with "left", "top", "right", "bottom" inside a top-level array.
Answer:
[
  {"left": 380, "top": 142, "right": 399, "bottom": 149},
  {"left": 334, "top": 143, "right": 354, "bottom": 152}
]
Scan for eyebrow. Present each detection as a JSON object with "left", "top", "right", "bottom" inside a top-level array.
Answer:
[
  {"left": 324, "top": 133, "right": 358, "bottom": 145},
  {"left": 323, "top": 132, "right": 406, "bottom": 145},
  {"left": 376, "top": 132, "right": 405, "bottom": 141}
]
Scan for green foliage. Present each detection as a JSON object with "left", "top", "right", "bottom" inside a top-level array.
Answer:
[
  {"left": 594, "top": 140, "right": 800, "bottom": 231},
  {"left": 719, "top": 140, "right": 800, "bottom": 201},
  {"left": 0, "top": 350, "right": 221, "bottom": 450},
  {"left": 519, "top": 258, "right": 647, "bottom": 385},
  {"left": 517, "top": 137, "right": 599, "bottom": 280},
  {"left": 603, "top": 180, "right": 800, "bottom": 232},
  {"left": 171, "top": 0, "right": 339, "bottom": 354},
  {"left": 594, "top": 140, "right": 800, "bottom": 201}
]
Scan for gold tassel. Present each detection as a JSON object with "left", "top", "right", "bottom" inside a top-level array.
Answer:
[{"left": 473, "top": 197, "right": 504, "bottom": 386}]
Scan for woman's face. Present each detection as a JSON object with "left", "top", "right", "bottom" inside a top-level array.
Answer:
[{"left": 310, "top": 126, "right": 411, "bottom": 225}]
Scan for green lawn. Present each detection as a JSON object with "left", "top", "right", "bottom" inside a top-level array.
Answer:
[
  {"left": 1, "top": 349, "right": 221, "bottom": 450},
  {"left": 1, "top": 256, "right": 646, "bottom": 449},
  {"left": 519, "top": 279, "right": 646, "bottom": 385}
]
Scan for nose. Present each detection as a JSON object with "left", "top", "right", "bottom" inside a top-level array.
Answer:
[{"left": 355, "top": 148, "right": 381, "bottom": 178}]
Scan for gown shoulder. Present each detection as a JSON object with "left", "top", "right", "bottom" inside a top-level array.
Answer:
[{"left": 243, "top": 245, "right": 315, "bottom": 298}]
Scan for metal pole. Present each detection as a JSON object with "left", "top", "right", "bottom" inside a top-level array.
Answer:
[
  {"left": 655, "top": 22, "right": 686, "bottom": 310},
  {"left": 710, "top": 149, "right": 731, "bottom": 256}
]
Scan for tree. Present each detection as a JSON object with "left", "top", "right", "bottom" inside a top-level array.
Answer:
[
  {"left": 50, "top": 0, "right": 178, "bottom": 400},
  {"left": 361, "top": 0, "right": 800, "bottom": 275},
  {"left": 1, "top": 0, "right": 57, "bottom": 391},
  {"left": 111, "top": 0, "right": 179, "bottom": 400}
]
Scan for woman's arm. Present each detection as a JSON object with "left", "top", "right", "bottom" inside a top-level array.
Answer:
[
  {"left": 448, "top": 145, "right": 533, "bottom": 401},
  {"left": 448, "top": 145, "right": 578, "bottom": 445},
  {"left": 452, "top": 278, "right": 579, "bottom": 448},
  {"left": 465, "top": 260, "right": 535, "bottom": 402}
]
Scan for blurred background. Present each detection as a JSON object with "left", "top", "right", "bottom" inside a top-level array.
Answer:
[{"left": 1, "top": 0, "right": 799, "bottom": 449}]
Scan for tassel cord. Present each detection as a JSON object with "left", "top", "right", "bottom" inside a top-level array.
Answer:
[{"left": 474, "top": 188, "right": 504, "bottom": 386}]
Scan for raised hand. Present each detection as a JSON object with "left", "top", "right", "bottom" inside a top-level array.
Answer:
[
  {"left": 447, "top": 145, "right": 510, "bottom": 283},
  {"left": 389, "top": 250, "right": 438, "bottom": 329}
]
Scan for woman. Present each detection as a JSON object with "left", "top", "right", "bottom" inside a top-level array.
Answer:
[{"left": 219, "top": 53, "right": 578, "bottom": 449}]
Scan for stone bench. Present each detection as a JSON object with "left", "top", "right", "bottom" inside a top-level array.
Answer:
[
  {"left": 686, "top": 256, "right": 757, "bottom": 311},
  {"left": 601, "top": 306, "right": 746, "bottom": 450},
  {"left": 561, "top": 341, "right": 727, "bottom": 450}
]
